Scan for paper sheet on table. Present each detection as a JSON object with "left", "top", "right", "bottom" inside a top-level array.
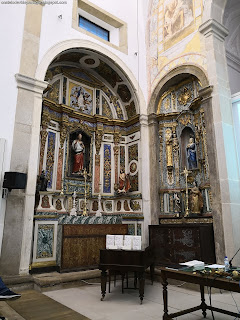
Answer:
[
  {"left": 114, "top": 235, "right": 124, "bottom": 248},
  {"left": 206, "top": 264, "right": 225, "bottom": 269},
  {"left": 179, "top": 260, "right": 205, "bottom": 267},
  {"left": 106, "top": 235, "right": 115, "bottom": 249}
]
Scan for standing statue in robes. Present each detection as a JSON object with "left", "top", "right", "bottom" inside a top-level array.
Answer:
[
  {"left": 186, "top": 137, "right": 197, "bottom": 169},
  {"left": 190, "top": 185, "right": 203, "bottom": 214},
  {"left": 72, "top": 133, "right": 85, "bottom": 173},
  {"left": 117, "top": 170, "right": 131, "bottom": 194}
]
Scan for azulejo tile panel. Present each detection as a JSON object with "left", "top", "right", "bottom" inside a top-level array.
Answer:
[{"left": 36, "top": 224, "right": 54, "bottom": 259}]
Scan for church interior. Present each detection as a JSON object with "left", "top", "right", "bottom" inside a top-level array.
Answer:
[{"left": 0, "top": 0, "right": 240, "bottom": 319}]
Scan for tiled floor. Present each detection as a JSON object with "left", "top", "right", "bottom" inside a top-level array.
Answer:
[{"left": 44, "top": 279, "right": 240, "bottom": 319}]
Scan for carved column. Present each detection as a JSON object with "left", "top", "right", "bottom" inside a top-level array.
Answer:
[
  {"left": 165, "top": 128, "right": 173, "bottom": 185},
  {"left": 172, "top": 124, "right": 180, "bottom": 187},
  {"left": 56, "top": 122, "right": 68, "bottom": 190},
  {"left": 159, "top": 126, "right": 164, "bottom": 186},
  {"left": 39, "top": 111, "right": 50, "bottom": 174},
  {"left": 94, "top": 129, "right": 103, "bottom": 194},
  {"left": 113, "top": 131, "right": 121, "bottom": 190}
]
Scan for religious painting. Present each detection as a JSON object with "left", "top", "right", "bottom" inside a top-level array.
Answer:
[
  {"left": 164, "top": 0, "right": 194, "bottom": 42},
  {"left": 68, "top": 131, "right": 91, "bottom": 177},
  {"left": 68, "top": 81, "right": 93, "bottom": 114}
]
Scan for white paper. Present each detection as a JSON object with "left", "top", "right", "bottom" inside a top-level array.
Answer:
[
  {"left": 124, "top": 235, "right": 133, "bottom": 249},
  {"left": 121, "top": 245, "right": 132, "bottom": 251},
  {"left": 179, "top": 260, "right": 205, "bottom": 267},
  {"left": 108, "top": 245, "right": 118, "bottom": 250},
  {"left": 206, "top": 264, "right": 225, "bottom": 269},
  {"left": 132, "top": 236, "right": 141, "bottom": 250},
  {"left": 114, "top": 235, "right": 124, "bottom": 249},
  {"left": 106, "top": 235, "right": 115, "bottom": 249}
]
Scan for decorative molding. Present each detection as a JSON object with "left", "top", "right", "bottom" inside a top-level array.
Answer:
[
  {"left": 199, "top": 19, "right": 229, "bottom": 41},
  {"left": 15, "top": 74, "right": 48, "bottom": 94},
  {"left": 139, "top": 114, "right": 148, "bottom": 126},
  {"left": 226, "top": 50, "right": 240, "bottom": 74},
  {"left": 198, "top": 86, "right": 213, "bottom": 102},
  {"left": 148, "top": 113, "right": 158, "bottom": 126}
]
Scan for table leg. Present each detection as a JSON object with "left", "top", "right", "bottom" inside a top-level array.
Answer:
[
  {"left": 134, "top": 272, "right": 137, "bottom": 289},
  {"left": 108, "top": 271, "right": 111, "bottom": 293},
  {"left": 138, "top": 272, "right": 145, "bottom": 304},
  {"left": 200, "top": 285, "right": 207, "bottom": 318},
  {"left": 150, "top": 263, "right": 154, "bottom": 284},
  {"left": 101, "top": 270, "right": 107, "bottom": 301},
  {"left": 162, "top": 271, "right": 169, "bottom": 320},
  {"left": 121, "top": 273, "right": 125, "bottom": 294}
]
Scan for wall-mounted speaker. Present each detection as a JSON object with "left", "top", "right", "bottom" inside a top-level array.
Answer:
[{"left": 3, "top": 172, "right": 27, "bottom": 191}]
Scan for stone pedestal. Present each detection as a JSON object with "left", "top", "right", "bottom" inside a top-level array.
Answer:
[{"left": 36, "top": 192, "right": 55, "bottom": 212}]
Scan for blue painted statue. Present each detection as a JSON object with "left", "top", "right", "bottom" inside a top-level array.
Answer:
[{"left": 186, "top": 137, "right": 197, "bottom": 169}]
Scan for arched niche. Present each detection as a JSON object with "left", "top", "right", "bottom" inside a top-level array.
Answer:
[
  {"left": 148, "top": 65, "right": 209, "bottom": 115},
  {"left": 148, "top": 69, "right": 211, "bottom": 225},
  {"left": 68, "top": 130, "right": 92, "bottom": 177},
  {"left": 180, "top": 126, "right": 197, "bottom": 171}
]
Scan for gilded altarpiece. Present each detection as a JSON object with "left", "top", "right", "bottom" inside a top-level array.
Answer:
[
  {"left": 157, "top": 78, "right": 211, "bottom": 216},
  {"left": 33, "top": 67, "right": 144, "bottom": 270}
]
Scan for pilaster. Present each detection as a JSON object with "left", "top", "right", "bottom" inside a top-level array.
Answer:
[
  {"left": 139, "top": 114, "right": 151, "bottom": 247},
  {"left": 148, "top": 113, "right": 160, "bottom": 225},
  {"left": 199, "top": 19, "right": 240, "bottom": 263},
  {"left": 0, "top": 75, "right": 47, "bottom": 275}
]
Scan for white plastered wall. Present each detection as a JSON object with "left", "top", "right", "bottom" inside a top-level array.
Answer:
[
  {"left": 0, "top": 6, "right": 25, "bottom": 256},
  {"left": 0, "top": 6, "right": 25, "bottom": 171},
  {"left": 38, "top": 0, "right": 148, "bottom": 105}
]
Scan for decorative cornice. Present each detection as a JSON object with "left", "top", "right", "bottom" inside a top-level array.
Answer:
[
  {"left": 42, "top": 98, "right": 140, "bottom": 129},
  {"left": 199, "top": 19, "right": 228, "bottom": 41},
  {"left": 139, "top": 114, "right": 148, "bottom": 126},
  {"left": 148, "top": 113, "right": 158, "bottom": 126},
  {"left": 198, "top": 86, "right": 213, "bottom": 101},
  {"left": 226, "top": 50, "right": 240, "bottom": 73},
  {"left": 15, "top": 74, "right": 48, "bottom": 94}
]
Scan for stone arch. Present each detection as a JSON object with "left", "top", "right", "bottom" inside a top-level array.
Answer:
[
  {"left": 148, "top": 64, "right": 209, "bottom": 114},
  {"left": 35, "top": 39, "right": 146, "bottom": 114},
  {"left": 202, "top": 0, "right": 228, "bottom": 24}
]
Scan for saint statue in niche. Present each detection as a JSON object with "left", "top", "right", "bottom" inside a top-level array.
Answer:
[
  {"left": 117, "top": 170, "right": 131, "bottom": 194},
  {"left": 190, "top": 184, "right": 203, "bottom": 214},
  {"left": 186, "top": 137, "right": 197, "bottom": 169},
  {"left": 72, "top": 133, "right": 85, "bottom": 174}
]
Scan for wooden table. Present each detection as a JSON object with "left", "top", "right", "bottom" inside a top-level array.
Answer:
[
  {"left": 160, "top": 267, "right": 240, "bottom": 319},
  {"left": 99, "top": 246, "right": 155, "bottom": 304}
]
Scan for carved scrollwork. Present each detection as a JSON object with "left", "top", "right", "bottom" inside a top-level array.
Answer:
[
  {"left": 165, "top": 128, "right": 173, "bottom": 168},
  {"left": 95, "top": 130, "right": 103, "bottom": 155},
  {"left": 178, "top": 87, "right": 192, "bottom": 106}
]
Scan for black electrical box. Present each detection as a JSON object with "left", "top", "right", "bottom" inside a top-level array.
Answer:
[{"left": 3, "top": 172, "right": 27, "bottom": 190}]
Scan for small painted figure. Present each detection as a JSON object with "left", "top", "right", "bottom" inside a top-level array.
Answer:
[
  {"left": 174, "top": 193, "right": 181, "bottom": 213},
  {"left": 117, "top": 170, "right": 131, "bottom": 193},
  {"left": 190, "top": 186, "right": 203, "bottom": 214},
  {"left": 72, "top": 133, "right": 85, "bottom": 173},
  {"left": 186, "top": 137, "right": 197, "bottom": 169}
]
